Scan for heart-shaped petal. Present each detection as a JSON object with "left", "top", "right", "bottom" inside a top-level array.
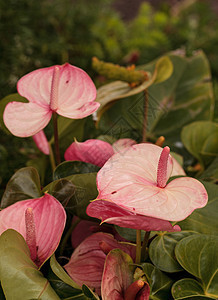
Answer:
[
  {"left": 0, "top": 194, "right": 66, "bottom": 267},
  {"left": 32, "top": 130, "right": 50, "bottom": 155}
]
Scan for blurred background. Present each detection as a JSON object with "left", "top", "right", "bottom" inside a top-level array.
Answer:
[{"left": 0, "top": 0, "right": 217, "bottom": 193}]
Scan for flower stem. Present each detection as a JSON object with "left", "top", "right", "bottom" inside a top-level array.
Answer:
[
  {"left": 135, "top": 229, "right": 141, "bottom": 264},
  {"left": 52, "top": 112, "right": 61, "bottom": 165},
  {"left": 141, "top": 231, "right": 150, "bottom": 262},
  {"left": 142, "top": 89, "right": 148, "bottom": 143}
]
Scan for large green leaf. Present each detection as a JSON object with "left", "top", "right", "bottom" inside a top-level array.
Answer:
[
  {"left": 53, "top": 161, "right": 100, "bottom": 180},
  {"left": 96, "top": 56, "right": 173, "bottom": 119},
  {"left": 181, "top": 121, "right": 218, "bottom": 167},
  {"left": 199, "top": 157, "right": 218, "bottom": 183},
  {"left": 0, "top": 229, "right": 59, "bottom": 299},
  {"left": 1, "top": 167, "right": 41, "bottom": 208},
  {"left": 142, "top": 263, "right": 173, "bottom": 300},
  {"left": 98, "top": 51, "right": 214, "bottom": 143},
  {"left": 44, "top": 173, "right": 98, "bottom": 219},
  {"left": 0, "top": 93, "right": 28, "bottom": 134},
  {"left": 175, "top": 234, "right": 218, "bottom": 298},
  {"left": 178, "top": 181, "right": 218, "bottom": 235},
  {"left": 172, "top": 278, "right": 215, "bottom": 299},
  {"left": 149, "top": 231, "right": 197, "bottom": 273}
]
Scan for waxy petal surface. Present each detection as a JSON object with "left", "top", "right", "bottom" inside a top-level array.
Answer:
[
  {"left": 0, "top": 194, "right": 66, "bottom": 267},
  {"left": 64, "top": 139, "right": 114, "bottom": 167},
  {"left": 64, "top": 232, "right": 136, "bottom": 295},
  {"left": 86, "top": 200, "right": 180, "bottom": 232},
  {"left": 32, "top": 130, "right": 50, "bottom": 155},
  {"left": 3, "top": 102, "right": 52, "bottom": 137},
  {"left": 112, "top": 138, "right": 137, "bottom": 153},
  {"left": 101, "top": 249, "right": 133, "bottom": 300},
  {"left": 96, "top": 144, "right": 207, "bottom": 221}
]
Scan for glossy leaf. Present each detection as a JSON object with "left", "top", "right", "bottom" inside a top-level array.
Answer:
[
  {"left": 0, "top": 229, "right": 59, "bottom": 299},
  {"left": 53, "top": 161, "right": 100, "bottom": 180},
  {"left": 181, "top": 121, "right": 218, "bottom": 167},
  {"left": 1, "top": 166, "right": 41, "bottom": 208},
  {"left": 82, "top": 285, "right": 100, "bottom": 299},
  {"left": 178, "top": 181, "right": 218, "bottom": 235},
  {"left": 142, "top": 263, "right": 173, "bottom": 299},
  {"left": 149, "top": 231, "right": 197, "bottom": 273},
  {"left": 199, "top": 157, "right": 218, "bottom": 183},
  {"left": 175, "top": 234, "right": 218, "bottom": 298},
  {"left": 172, "top": 278, "right": 215, "bottom": 299},
  {"left": 44, "top": 173, "right": 97, "bottom": 219}
]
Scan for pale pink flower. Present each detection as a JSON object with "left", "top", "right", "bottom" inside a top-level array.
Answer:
[
  {"left": 0, "top": 194, "right": 66, "bottom": 268},
  {"left": 3, "top": 63, "right": 99, "bottom": 137},
  {"left": 64, "top": 232, "right": 136, "bottom": 295},
  {"left": 87, "top": 144, "right": 208, "bottom": 230},
  {"left": 64, "top": 138, "right": 137, "bottom": 167},
  {"left": 101, "top": 249, "right": 150, "bottom": 300},
  {"left": 32, "top": 130, "right": 50, "bottom": 155}
]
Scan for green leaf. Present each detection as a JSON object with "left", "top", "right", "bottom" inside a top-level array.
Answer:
[
  {"left": 172, "top": 278, "right": 215, "bottom": 299},
  {"left": 53, "top": 161, "right": 100, "bottom": 180},
  {"left": 178, "top": 181, "right": 218, "bottom": 235},
  {"left": 149, "top": 231, "right": 197, "bottom": 273},
  {"left": 26, "top": 155, "right": 49, "bottom": 185},
  {"left": 44, "top": 173, "right": 98, "bottom": 219},
  {"left": 82, "top": 285, "right": 100, "bottom": 299},
  {"left": 50, "top": 255, "right": 81, "bottom": 290},
  {"left": 175, "top": 234, "right": 218, "bottom": 298},
  {"left": 153, "top": 56, "right": 173, "bottom": 84},
  {"left": 1, "top": 167, "right": 41, "bottom": 208},
  {"left": 199, "top": 157, "right": 218, "bottom": 183},
  {"left": 181, "top": 121, "right": 218, "bottom": 167},
  {"left": 142, "top": 263, "right": 173, "bottom": 299},
  {"left": 0, "top": 93, "right": 28, "bottom": 134},
  {"left": 0, "top": 229, "right": 59, "bottom": 300}
]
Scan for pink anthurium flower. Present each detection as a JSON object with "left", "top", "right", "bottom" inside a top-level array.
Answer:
[
  {"left": 3, "top": 63, "right": 100, "bottom": 137},
  {"left": 101, "top": 249, "right": 150, "bottom": 300},
  {"left": 64, "top": 232, "right": 136, "bottom": 295},
  {"left": 32, "top": 130, "right": 50, "bottom": 155},
  {"left": 0, "top": 194, "right": 66, "bottom": 268},
  {"left": 86, "top": 144, "right": 208, "bottom": 229},
  {"left": 64, "top": 138, "right": 137, "bottom": 167}
]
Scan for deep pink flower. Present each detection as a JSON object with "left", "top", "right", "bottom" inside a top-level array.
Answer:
[
  {"left": 0, "top": 194, "right": 66, "bottom": 268},
  {"left": 64, "top": 232, "right": 136, "bottom": 295},
  {"left": 101, "top": 249, "right": 150, "bottom": 300},
  {"left": 32, "top": 130, "right": 50, "bottom": 155},
  {"left": 86, "top": 144, "right": 208, "bottom": 230},
  {"left": 64, "top": 138, "right": 137, "bottom": 167},
  {"left": 3, "top": 63, "right": 99, "bottom": 137}
]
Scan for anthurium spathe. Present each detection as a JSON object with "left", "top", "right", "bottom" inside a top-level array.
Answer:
[
  {"left": 64, "top": 138, "right": 137, "bottom": 167},
  {"left": 32, "top": 130, "right": 50, "bottom": 155},
  {"left": 64, "top": 232, "right": 136, "bottom": 295},
  {"left": 101, "top": 249, "right": 150, "bottom": 300},
  {"left": 87, "top": 144, "right": 208, "bottom": 226},
  {"left": 0, "top": 193, "right": 66, "bottom": 268},
  {"left": 3, "top": 63, "right": 100, "bottom": 137}
]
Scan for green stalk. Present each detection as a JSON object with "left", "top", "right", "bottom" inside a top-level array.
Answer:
[
  {"left": 141, "top": 231, "right": 150, "bottom": 262},
  {"left": 142, "top": 89, "right": 148, "bottom": 143},
  {"left": 52, "top": 112, "right": 61, "bottom": 165},
  {"left": 135, "top": 229, "right": 142, "bottom": 264}
]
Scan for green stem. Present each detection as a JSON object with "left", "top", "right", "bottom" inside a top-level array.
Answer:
[
  {"left": 52, "top": 112, "right": 61, "bottom": 165},
  {"left": 141, "top": 231, "right": 150, "bottom": 262},
  {"left": 60, "top": 217, "right": 81, "bottom": 255},
  {"left": 142, "top": 89, "right": 148, "bottom": 143},
  {"left": 48, "top": 143, "right": 56, "bottom": 172},
  {"left": 135, "top": 229, "right": 141, "bottom": 264}
]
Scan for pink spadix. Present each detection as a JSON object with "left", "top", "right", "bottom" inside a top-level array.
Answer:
[
  {"left": 25, "top": 207, "right": 38, "bottom": 264},
  {"left": 157, "top": 146, "right": 170, "bottom": 188},
  {"left": 50, "top": 66, "right": 60, "bottom": 111}
]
